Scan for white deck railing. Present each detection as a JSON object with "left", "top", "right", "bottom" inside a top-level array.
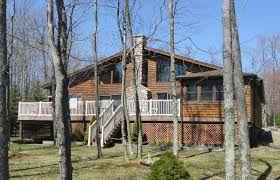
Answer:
[
  {"left": 127, "top": 99, "right": 180, "bottom": 116},
  {"left": 18, "top": 100, "right": 112, "bottom": 117},
  {"left": 18, "top": 99, "right": 180, "bottom": 117}
]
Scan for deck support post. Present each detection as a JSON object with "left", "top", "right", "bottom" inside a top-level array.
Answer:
[
  {"left": 19, "top": 121, "right": 23, "bottom": 141},
  {"left": 180, "top": 83, "right": 184, "bottom": 146}
]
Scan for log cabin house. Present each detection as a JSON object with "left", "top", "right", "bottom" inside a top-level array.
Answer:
[{"left": 18, "top": 36, "right": 265, "bottom": 146}]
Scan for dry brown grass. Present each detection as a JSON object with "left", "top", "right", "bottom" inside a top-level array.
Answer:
[{"left": 9, "top": 143, "right": 280, "bottom": 179}]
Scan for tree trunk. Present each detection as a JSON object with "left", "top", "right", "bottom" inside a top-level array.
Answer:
[
  {"left": 0, "top": 0, "right": 9, "bottom": 178},
  {"left": 126, "top": 0, "right": 142, "bottom": 159},
  {"left": 230, "top": 0, "right": 252, "bottom": 178},
  {"left": 169, "top": 0, "right": 179, "bottom": 157},
  {"left": 119, "top": 0, "right": 133, "bottom": 158},
  {"left": 93, "top": 0, "right": 102, "bottom": 159},
  {"left": 47, "top": 0, "right": 72, "bottom": 179},
  {"left": 120, "top": 0, "right": 128, "bottom": 160},
  {"left": 51, "top": 72, "right": 57, "bottom": 143},
  {"left": 222, "top": 0, "right": 236, "bottom": 179}
]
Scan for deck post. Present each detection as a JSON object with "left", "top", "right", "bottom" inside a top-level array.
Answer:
[
  {"left": 39, "top": 101, "right": 42, "bottom": 116},
  {"left": 180, "top": 83, "right": 184, "bottom": 146},
  {"left": 101, "top": 126, "right": 104, "bottom": 147},
  {"left": 87, "top": 125, "right": 91, "bottom": 146},
  {"left": 150, "top": 99, "right": 152, "bottom": 116},
  {"left": 85, "top": 101, "right": 88, "bottom": 116},
  {"left": 19, "top": 121, "right": 23, "bottom": 141}
]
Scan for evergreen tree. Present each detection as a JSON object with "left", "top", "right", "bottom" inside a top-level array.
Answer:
[{"left": 28, "top": 81, "right": 46, "bottom": 102}]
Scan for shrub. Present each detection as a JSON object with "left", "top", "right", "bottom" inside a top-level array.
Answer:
[
  {"left": 148, "top": 151, "right": 192, "bottom": 180},
  {"left": 131, "top": 121, "right": 148, "bottom": 143},
  {"left": 72, "top": 128, "right": 85, "bottom": 142}
]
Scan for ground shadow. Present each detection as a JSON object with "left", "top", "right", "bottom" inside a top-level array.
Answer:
[
  {"left": 10, "top": 163, "right": 57, "bottom": 172},
  {"left": 256, "top": 159, "right": 272, "bottom": 180},
  {"left": 11, "top": 170, "right": 57, "bottom": 179},
  {"left": 184, "top": 149, "right": 212, "bottom": 158},
  {"left": 200, "top": 171, "right": 224, "bottom": 179}
]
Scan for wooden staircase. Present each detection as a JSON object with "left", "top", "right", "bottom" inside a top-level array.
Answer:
[{"left": 87, "top": 101, "right": 123, "bottom": 147}]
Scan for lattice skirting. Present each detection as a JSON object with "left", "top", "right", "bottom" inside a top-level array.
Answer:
[
  {"left": 72, "top": 121, "right": 89, "bottom": 132},
  {"left": 130, "top": 122, "right": 240, "bottom": 145}
]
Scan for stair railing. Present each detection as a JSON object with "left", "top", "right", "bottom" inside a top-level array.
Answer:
[
  {"left": 101, "top": 105, "right": 122, "bottom": 147},
  {"left": 87, "top": 100, "right": 114, "bottom": 146}
]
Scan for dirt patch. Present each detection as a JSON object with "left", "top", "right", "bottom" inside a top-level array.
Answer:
[{"left": 94, "top": 162, "right": 144, "bottom": 169}]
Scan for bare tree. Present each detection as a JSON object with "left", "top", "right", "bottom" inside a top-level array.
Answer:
[
  {"left": 118, "top": 0, "right": 129, "bottom": 160},
  {"left": 169, "top": 0, "right": 179, "bottom": 157},
  {"left": 222, "top": 0, "right": 235, "bottom": 178},
  {"left": 230, "top": 0, "right": 252, "bottom": 178},
  {"left": 223, "top": 0, "right": 252, "bottom": 178},
  {"left": 47, "top": 0, "right": 72, "bottom": 179},
  {"left": 0, "top": 0, "right": 9, "bottom": 179},
  {"left": 93, "top": 0, "right": 103, "bottom": 159},
  {"left": 126, "top": 0, "right": 143, "bottom": 160}
]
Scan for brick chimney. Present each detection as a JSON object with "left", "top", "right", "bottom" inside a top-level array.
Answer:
[{"left": 133, "top": 35, "right": 146, "bottom": 85}]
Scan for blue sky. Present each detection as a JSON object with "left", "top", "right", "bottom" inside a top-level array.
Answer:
[{"left": 33, "top": 0, "right": 280, "bottom": 72}]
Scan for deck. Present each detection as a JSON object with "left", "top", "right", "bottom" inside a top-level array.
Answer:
[{"left": 18, "top": 99, "right": 181, "bottom": 122}]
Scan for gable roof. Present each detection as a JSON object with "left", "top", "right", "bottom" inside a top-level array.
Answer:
[
  {"left": 42, "top": 46, "right": 221, "bottom": 89},
  {"left": 144, "top": 47, "right": 221, "bottom": 70}
]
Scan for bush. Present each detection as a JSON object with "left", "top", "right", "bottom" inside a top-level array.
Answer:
[
  {"left": 131, "top": 121, "right": 148, "bottom": 143},
  {"left": 72, "top": 128, "right": 85, "bottom": 142},
  {"left": 148, "top": 151, "right": 192, "bottom": 180}
]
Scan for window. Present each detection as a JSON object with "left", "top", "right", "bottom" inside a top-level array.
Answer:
[
  {"left": 158, "top": 93, "right": 172, "bottom": 99},
  {"left": 175, "top": 64, "right": 186, "bottom": 76},
  {"left": 201, "top": 84, "right": 213, "bottom": 101},
  {"left": 100, "top": 96, "right": 111, "bottom": 101},
  {"left": 187, "top": 84, "right": 197, "bottom": 101},
  {"left": 100, "top": 71, "right": 111, "bottom": 84},
  {"left": 156, "top": 57, "right": 187, "bottom": 82},
  {"left": 112, "top": 95, "right": 121, "bottom": 108},
  {"left": 216, "top": 82, "right": 224, "bottom": 101},
  {"left": 113, "top": 62, "right": 122, "bottom": 83},
  {"left": 69, "top": 95, "right": 81, "bottom": 109},
  {"left": 156, "top": 58, "right": 170, "bottom": 82}
]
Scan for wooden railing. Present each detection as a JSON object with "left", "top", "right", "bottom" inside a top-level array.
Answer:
[
  {"left": 18, "top": 100, "right": 112, "bottom": 117},
  {"left": 19, "top": 99, "right": 180, "bottom": 117},
  {"left": 18, "top": 102, "right": 52, "bottom": 116},
  {"left": 127, "top": 99, "right": 180, "bottom": 116},
  {"left": 87, "top": 100, "right": 114, "bottom": 146},
  {"left": 101, "top": 105, "right": 122, "bottom": 147}
]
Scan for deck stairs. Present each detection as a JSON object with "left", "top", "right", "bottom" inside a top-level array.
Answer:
[{"left": 87, "top": 101, "right": 123, "bottom": 147}]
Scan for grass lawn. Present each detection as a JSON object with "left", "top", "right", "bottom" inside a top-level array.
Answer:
[{"left": 9, "top": 143, "right": 280, "bottom": 179}]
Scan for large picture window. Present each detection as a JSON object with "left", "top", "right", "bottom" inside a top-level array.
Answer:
[
  {"left": 201, "top": 84, "right": 213, "bottom": 101},
  {"left": 216, "top": 82, "right": 224, "bottom": 101},
  {"left": 100, "top": 71, "right": 111, "bottom": 84},
  {"left": 113, "top": 62, "right": 122, "bottom": 83},
  {"left": 156, "top": 57, "right": 187, "bottom": 82},
  {"left": 158, "top": 93, "right": 172, "bottom": 99},
  {"left": 156, "top": 58, "right": 170, "bottom": 82},
  {"left": 187, "top": 84, "right": 197, "bottom": 101},
  {"left": 175, "top": 63, "right": 186, "bottom": 76}
]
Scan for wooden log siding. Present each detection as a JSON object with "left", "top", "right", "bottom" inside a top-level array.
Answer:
[
  {"left": 68, "top": 63, "right": 133, "bottom": 100},
  {"left": 182, "top": 84, "right": 252, "bottom": 122},
  {"left": 69, "top": 58, "right": 186, "bottom": 101}
]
